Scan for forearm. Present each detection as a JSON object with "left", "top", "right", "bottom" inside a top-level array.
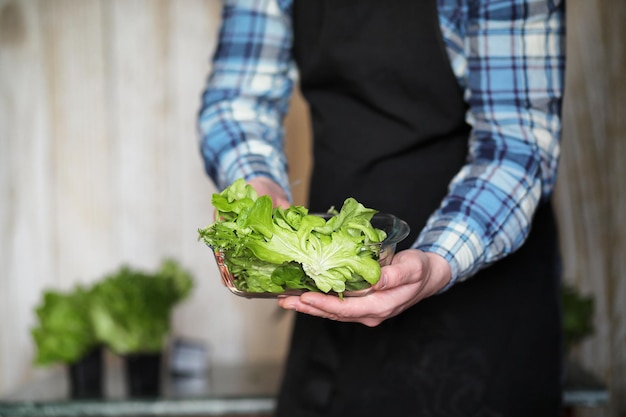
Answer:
[
  {"left": 197, "top": 0, "right": 295, "bottom": 194},
  {"left": 418, "top": 0, "right": 566, "bottom": 289}
]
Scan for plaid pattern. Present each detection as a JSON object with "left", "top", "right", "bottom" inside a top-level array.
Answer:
[
  {"left": 198, "top": 0, "right": 566, "bottom": 286},
  {"left": 199, "top": 0, "right": 295, "bottom": 196}
]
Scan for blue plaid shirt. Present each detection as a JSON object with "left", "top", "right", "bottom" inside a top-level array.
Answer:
[{"left": 198, "top": 0, "right": 566, "bottom": 288}]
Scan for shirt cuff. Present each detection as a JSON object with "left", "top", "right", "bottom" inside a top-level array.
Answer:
[{"left": 219, "top": 140, "right": 292, "bottom": 201}]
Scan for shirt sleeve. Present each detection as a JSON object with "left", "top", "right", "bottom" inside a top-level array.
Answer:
[
  {"left": 198, "top": 0, "right": 296, "bottom": 197},
  {"left": 416, "top": 0, "right": 566, "bottom": 289}
]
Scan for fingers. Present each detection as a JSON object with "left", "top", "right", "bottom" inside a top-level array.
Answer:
[
  {"left": 247, "top": 177, "right": 290, "bottom": 208},
  {"left": 277, "top": 290, "right": 404, "bottom": 327},
  {"left": 276, "top": 250, "right": 452, "bottom": 326}
]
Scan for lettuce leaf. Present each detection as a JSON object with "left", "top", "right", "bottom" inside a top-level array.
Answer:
[
  {"left": 31, "top": 286, "right": 98, "bottom": 365},
  {"left": 199, "top": 179, "right": 386, "bottom": 295},
  {"left": 90, "top": 259, "right": 193, "bottom": 354}
]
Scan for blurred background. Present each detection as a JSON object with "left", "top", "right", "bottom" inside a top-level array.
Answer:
[{"left": 0, "top": 0, "right": 624, "bottom": 416}]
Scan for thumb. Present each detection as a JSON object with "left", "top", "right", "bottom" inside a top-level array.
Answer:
[{"left": 373, "top": 249, "right": 427, "bottom": 290}]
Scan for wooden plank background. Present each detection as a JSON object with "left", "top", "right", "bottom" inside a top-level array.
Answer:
[
  {"left": 0, "top": 0, "right": 296, "bottom": 394},
  {"left": 555, "top": 0, "right": 626, "bottom": 416},
  {"left": 0, "top": 0, "right": 624, "bottom": 415}
]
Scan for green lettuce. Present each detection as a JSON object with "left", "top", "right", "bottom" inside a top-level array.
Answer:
[
  {"left": 562, "top": 284, "right": 595, "bottom": 351},
  {"left": 198, "top": 179, "right": 387, "bottom": 295},
  {"left": 90, "top": 259, "right": 193, "bottom": 354},
  {"left": 31, "top": 286, "right": 98, "bottom": 365}
]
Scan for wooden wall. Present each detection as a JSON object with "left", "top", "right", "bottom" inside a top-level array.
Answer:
[
  {"left": 0, "top": 0, "right": 295, "bottom": 394},
  {"left": 0, "top": 1, "right": 624, "bottom": 415},
  {"left": 555, "top": 0, "right": 626, "bottom": 415}
]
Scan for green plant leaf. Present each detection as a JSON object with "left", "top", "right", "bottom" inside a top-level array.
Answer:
[
  {"left": 90, "top": 260, "right": 194, "bottom": 355},
  {"left": 562, "top": 284, "right": 595, "bottom": 351},
  {"left": 31, "top": 286, "right": 98, "bottom": 366}
]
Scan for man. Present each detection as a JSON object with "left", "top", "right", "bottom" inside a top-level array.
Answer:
[{"left": 199, "top": 0, "right": 566, "bottom": 415}]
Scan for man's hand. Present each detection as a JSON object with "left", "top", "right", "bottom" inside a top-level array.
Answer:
[
  {"left": 277, "top": 249, "right": 452, "bottom": 327},
  {"left": 248, "top": 177, "right": 290, "bottom": 208}
]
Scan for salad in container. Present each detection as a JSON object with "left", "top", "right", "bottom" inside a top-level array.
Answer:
[{"left": 198, "top": 179, "right": 409, "bottom": 299}]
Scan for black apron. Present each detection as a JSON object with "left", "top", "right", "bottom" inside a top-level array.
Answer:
[{"left": 277, "top": 1, "right": 563, "bottom": 416}]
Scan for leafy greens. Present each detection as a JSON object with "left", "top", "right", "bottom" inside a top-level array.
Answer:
[
  {"left": 31, "top": 286, "right": 99, "bottom": 365},
  {"left": 90, "top": 259, "right": 194, "bottom": 354},
  {"left": 198, "top": 178, "right": 387, "bottom": 295}
]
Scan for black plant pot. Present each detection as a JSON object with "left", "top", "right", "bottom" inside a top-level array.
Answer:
[
  {"left": 125, "top": 352, "right": 162, "bottom": 397},
  {"left": 68, "top": 346, "right": 104, "bottom": 399}
]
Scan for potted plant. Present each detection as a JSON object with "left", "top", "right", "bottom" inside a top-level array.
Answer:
[
  {"left": 561, "top": 283, "right": 595, "bottom": 355},
  {"left": 90, "top": 259, "right": 193, "bottom": 397},
  {"left": 31, "top": 286, "right": 104, "bottom": 399}
]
